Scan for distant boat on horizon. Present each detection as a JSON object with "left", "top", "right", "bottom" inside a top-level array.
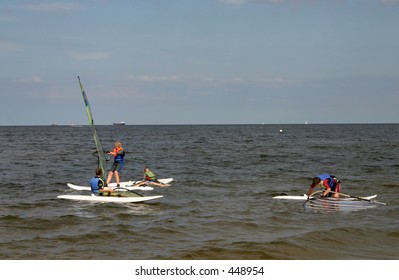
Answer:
[{"left": 113, "top": 121, "right": 126, "bottom": 125}]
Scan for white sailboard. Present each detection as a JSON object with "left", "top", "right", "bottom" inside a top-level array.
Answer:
[
  {"left": 67, "top": 182, "right": 154, "bottom": 191},
  {"left": 273, "top": 194, "right": 378, "bottom": 201},
  {"left": 57, "top": 194, "right": 163, "bottom": 203},
  {"left": 303, "top": 197, "right": 382, "bottom": 212},
  {"left": 273, "top": 194, "right": 310, "bottom": 200},
  {"left": 67, "top": 178, "right": 173, "bottom": 191}
]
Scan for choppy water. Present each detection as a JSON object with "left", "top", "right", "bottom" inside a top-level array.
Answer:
[{"left": 0, "top": 124, "right": 398, "bottom": 259}]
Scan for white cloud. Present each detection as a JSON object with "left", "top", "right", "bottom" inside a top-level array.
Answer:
[
  {"left": 257, "top": 76, "right": 301, "bottom": 87},
  {"left": 381, "top": 0, "right": 399, "bottom": 4},
  {"left": 31, "top": 75, "right": 42, "bottom": 83},
  {"left": 201, "top": 76, "right": 300, "bottom": 87},
  {"left": 128, "top": 74, "right": 179, "bottom": 82},
  {"left": 219, "top": 0, "right": 287, "bottom": 5},
  {"left": 219, "top": 0, "right": 247, "bottom": 6},
  {"left": 0, "top": 41, "right": 20, "bottom": 51},
  {"left": 16, "top": 2, "right": 82, "bottom": 12},
  {"left": 221, "top": 0, "right": 399, "bottom": 5},
  {"left": 256, "top": 0, "right": 287, "bottom": 3},
  {"left": 17, "top": 75, "right": 43, "bottom": 84},
  {"left": 69, "top": 51, "right": 108, "bottom": 61},
  {"left": 0, "top": 16, "right": 18, "bottom": 22}
]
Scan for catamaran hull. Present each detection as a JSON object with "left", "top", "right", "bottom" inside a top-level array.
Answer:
[{"left": 57, "top": 194, "right": 163, "bottom": 203}]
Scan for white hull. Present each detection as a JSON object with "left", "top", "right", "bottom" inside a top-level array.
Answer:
[
  {"left": 273, "top": 194, "right": 309, "bottom": 200},
  {"left": 67, "top": 178, "right": 173, "bottom": 191},
  {"left": 128, "top": 178, "right": 173, "bottom": 186},
  {"left": 303, "top": 197, "right": 381, "bottom": 212},
  {"left": 57, "top": 194, "right": 163, "bottom": 203},
  {"left": 273, "top": 194, "right": 377, "bottom": 201},
  {"left": 67, "top": 182, "right": 153, "bottom": 191}
]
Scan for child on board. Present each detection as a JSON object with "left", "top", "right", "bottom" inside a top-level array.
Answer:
[
  {"left": 106, "top": 141, "right": 125, "bottom": 187},
  {"left": 307, "top": 174, "right": 341, "bottom": 198},
  {"left": 134, "top": 167, "right": 170, "bottom": 188},
  {"left": 90, "top": 168, "right": 113, "bottom": 195}
]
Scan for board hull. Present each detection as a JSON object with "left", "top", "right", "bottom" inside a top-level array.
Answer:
[
  {"left": 303, "top": 197, "right": 380, "bottom": 213},
  {"left": 273, "top": 194, "right": 309, "bottom": 200},
  {"left": 67, "top": 178, "right": 173, "bottom": 191},
  {"left": 67, "top": 182, "right": 153, "bottom": 191},
  {"left": 57, "top": 194, "right": 163, "bottom": 203},
  {"left": 273, "top": 194, "right": 377, "bottom": 201}
]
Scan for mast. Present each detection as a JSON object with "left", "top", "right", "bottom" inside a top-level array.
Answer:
[{"left": 78, "top": 76, "right": 107, "bottom": 179}]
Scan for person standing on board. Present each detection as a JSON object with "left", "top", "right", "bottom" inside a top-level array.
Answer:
[
  {"left": 134, "top": 167, "right": 170, "bottom": 187},
  {"left": 106, "top": 141, "right": 125, "bottom": 187},
  {"left": 307, "top": 174, "right": 341, "bottom": 198},
  {"left": 90, "top": 168, "right": 113, "bottom": 195}
]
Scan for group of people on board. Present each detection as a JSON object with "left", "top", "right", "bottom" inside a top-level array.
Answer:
[
  {"left": 90, "top": 142, "right": 343, "bottom": 197},
  {"left": 90, "top": 140, "right": 169, "bottom": 195}
]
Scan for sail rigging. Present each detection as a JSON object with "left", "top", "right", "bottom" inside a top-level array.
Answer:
[{"left": 78, "top": 76, "right": 107, "bottom": 179}]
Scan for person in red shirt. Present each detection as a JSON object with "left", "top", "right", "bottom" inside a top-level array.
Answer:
[{"left": 307, "top": 174, "right": 341, "bottom": 198}]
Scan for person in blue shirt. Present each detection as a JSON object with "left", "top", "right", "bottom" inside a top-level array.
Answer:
[
  {"left": 106, "top": 141, "right": 125, "bottom": 187},
  {"left": 307, "top": 174, "right": 341, "bottom": 198},
  {"left": 90, "top": 168, "right": 113, "bottom": 195}
]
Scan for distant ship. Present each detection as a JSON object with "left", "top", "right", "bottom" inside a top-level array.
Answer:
[{"left": 113, "top": 121, "right": 126, "bottom": 125}]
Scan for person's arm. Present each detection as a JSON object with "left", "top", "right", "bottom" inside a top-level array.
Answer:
[
  {"left": 307, "top": 184, "right": 315, "bottom": 197},
  {"left": 107, "top": 148, "right": 116, "bottom": 157},
  {"left": 321, "top": 180, "right": 331, "bottom": 197}
]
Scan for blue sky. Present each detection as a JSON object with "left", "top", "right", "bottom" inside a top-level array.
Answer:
[{"left": 1, "top": 0, "right": 398, "bottom": 125}]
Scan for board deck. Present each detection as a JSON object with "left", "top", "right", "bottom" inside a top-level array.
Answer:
[
  {"left": 67, "top": 178, "right": 173, "bottom": 191},
  {"left": 57, "top": 194, "right": 163, "bottom": 203},
  {"left": 121, "top": 178, "right": 173, "bottom": 186},
  {"left": 67, "top": 182, "right": 154, "bottom": 191},
  {"left": 273, "top": 194, "right": 377, "bottom": 201},
  {"left": 303, "top": 197, "right": 380, "bottom": 212},
  {"left": 273, "top": 194, "right": 309, "bottom": 200}
]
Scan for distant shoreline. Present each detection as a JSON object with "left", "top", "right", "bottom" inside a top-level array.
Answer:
[{"left": 1, "top": 123, "right": 398, "bottom": 127}]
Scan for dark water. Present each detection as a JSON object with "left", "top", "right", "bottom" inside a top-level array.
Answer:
[{"left": 0, "top": 124, "right": 398, "bottom": 259}]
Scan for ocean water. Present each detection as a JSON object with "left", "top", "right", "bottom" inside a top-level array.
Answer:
[{"left": 0, "top": 124, "right": 398, "bottom": 259}]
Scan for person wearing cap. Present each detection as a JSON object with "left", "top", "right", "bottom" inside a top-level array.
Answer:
[{"left": 307, "top": 174, "right": 341, "bottom": 198}]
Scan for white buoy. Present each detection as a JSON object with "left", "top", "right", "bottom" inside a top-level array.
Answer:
[{"left": 279, "top": 129, "right": 283, "bottom": 133}]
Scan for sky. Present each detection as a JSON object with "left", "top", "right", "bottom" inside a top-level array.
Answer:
[{"left": 1, "top": 0, "right": 399, "bottom": 125}]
